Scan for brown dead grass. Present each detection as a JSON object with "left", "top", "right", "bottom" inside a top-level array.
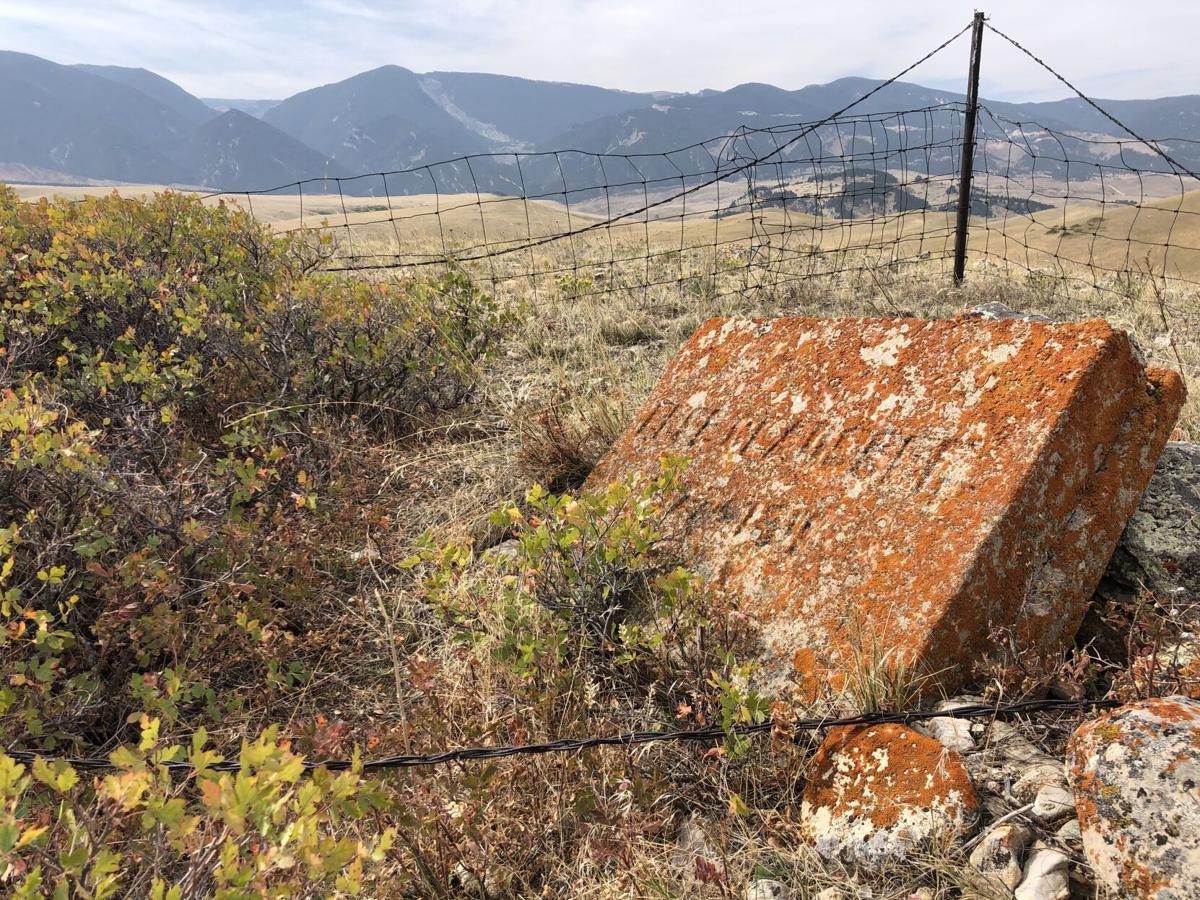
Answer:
[
  {"left": 301, "top": 251, "right": 1196, "bottom": 896},
  {"left": 16, "top": 183, "right": 1194, "bottom": 895}
]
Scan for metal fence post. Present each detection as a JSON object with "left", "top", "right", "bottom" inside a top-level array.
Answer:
[{"left": 953, "top": 11, "right": 986, "bottom": 285}]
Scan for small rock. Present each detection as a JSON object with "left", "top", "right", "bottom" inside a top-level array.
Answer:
[
  {"left": 813, "top": 889, "right": 844, "bottom": 900},
  {"left": 1055, "top": 818, "right": 1081, "bottom": 849},
  {"left": 1067, "top": 696, "right": 1200, "bottom": 899},
  {"left": 453, "top": 862, "right": 503, "bottom": 897},
  {"left": 916, "top": 697, "right": 982, "bottom": 752},
  {"left": 963, "top": 302, "right": 1051, "bottom": 322},
  {"left": 1030, "top": 784, "right": 1075, "bottom": 825},
  {"left": 800, "top": 723, "right": 979, "bottom": 869},
  {"left": 967, "top": 720, "right": 1060, "bottom": 802},
  {"left": 1014, "top": 844, "right": 1070, "bottom": 900},
  {"left": 745, "top": 879, "right": 789, "bottom": 900},
  {"left": 907, "top": 890, "right": 934, "bottom": 900},
  {"left": 983, "top": 721, "right": 1056, "bottom": 770},
  {"left": 673, "top": 813, "right": 724, "bottom": 883},
  {"left": 674, "top": 814, "right": 718, "bottom": 863},
  {"left": 968, "top": 822, "right": 1033, "bottom": 891},
  {"left": 348, "top": 539, "right": 380, "bottom": 563},
  {"left": 1012, "top": 763, "right": 1067, "bottom": 803},
  {"left": 481, "top": 539, "right": 520, "bottom": 565},
  {"left": 925, "top": 715, "right": 976, "bottom": 753}
]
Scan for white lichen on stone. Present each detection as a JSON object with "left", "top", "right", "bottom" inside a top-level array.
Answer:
[{"left": 1067, "top": 697, "right": 1200, "bottom": 899}]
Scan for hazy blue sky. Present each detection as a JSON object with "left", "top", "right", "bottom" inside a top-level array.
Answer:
[{"left": 1, "top": 0, "right": 1195, "bottom": 102}]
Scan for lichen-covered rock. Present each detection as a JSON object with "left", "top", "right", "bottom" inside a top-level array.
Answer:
[
  {"left": 968, "top": 822, "right": 1033, "bottom": 891},
  {"left": 799, "top": 722, "right": 979, "bottom": 868},
  {"left": 1105, "top": 442, "right": 1200, "bottom": 605},
  {"left": 1066, "top": 697, "right": 1200, "bottom": 899},
  {"left": 587, "top": 315, "right": 1184, "bottom": 697}
]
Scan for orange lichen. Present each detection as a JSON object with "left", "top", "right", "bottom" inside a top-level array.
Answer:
[
  {"left": 1067, "top": 698, "right": 1200, "bottom": 899},
  {"left": 587, "top": 314, "right": 1185, "bottom": 696},
  {"left": 802, "top": 723, "right": 978, "bottom": 831}
]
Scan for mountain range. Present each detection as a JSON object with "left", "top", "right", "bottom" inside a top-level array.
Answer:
[{"left": 3, "top": 49, "right": 1199, "bottom": 195}]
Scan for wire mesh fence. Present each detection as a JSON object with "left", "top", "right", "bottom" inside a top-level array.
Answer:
[
  {"left": 204, "top": 103, "right": 971, "bottom": 309},
  {"left": 192, "top": 16, "right": 1200, "bottom": 317},
  {"left": 972, "top": 104, "right": 1200, "bottom": 288}
]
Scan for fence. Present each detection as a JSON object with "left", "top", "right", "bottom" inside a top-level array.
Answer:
[
  {"left": 198, "top": 13, "right": 1200, "bottom": 312},
  {"left": 8, "top": 697, "right": 1119, "bottom": 774}
]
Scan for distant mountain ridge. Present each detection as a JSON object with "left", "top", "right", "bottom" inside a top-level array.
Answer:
[
  {"left": 75, "top": 64, "right": 217, "bottom": 125},
  {"left": 203, "top": 98, "right": 282, "bottom": 117},
  {"left": 3, "top": 50, "right": 1200, "bottom": 194}
]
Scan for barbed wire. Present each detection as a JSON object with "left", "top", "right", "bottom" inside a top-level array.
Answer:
[
  {"left": 5, "top": 697, "right": 1119, "bottom": 775},
  {"left": 983, "top": 22, "right": 1200, "bottom": 185}
]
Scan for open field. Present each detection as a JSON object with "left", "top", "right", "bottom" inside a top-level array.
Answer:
[
  {"left": 16, "top": 178, "right": 1200, "bottom": 283},
  {"left": 13, "top": 180, "right": 1198, "bottom": 432}
]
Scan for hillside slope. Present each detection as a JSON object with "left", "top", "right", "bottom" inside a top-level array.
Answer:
[{"left": 169, "top": 109, "right": 348, "bottom": 191}]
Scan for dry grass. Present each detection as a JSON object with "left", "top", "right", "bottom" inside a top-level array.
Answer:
[
  {"left": 15, "top": 182, "right": 1198, "bottom": 896},
  {"left": 294, "top": 252, "right": 1195, "bottom": 896}
]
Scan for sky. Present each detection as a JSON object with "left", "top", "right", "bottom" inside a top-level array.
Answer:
[{"left": 1, "top": 0, "right": 1196, "bottom": 103}]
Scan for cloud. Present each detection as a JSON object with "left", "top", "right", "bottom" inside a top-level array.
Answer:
[{"left": 1, "top": 0, "right": 1197, "bottom": 103}]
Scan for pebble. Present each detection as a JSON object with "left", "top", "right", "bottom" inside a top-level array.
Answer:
[{"left": 1013, "top": 843, "right": 1070, "bottom": 900}]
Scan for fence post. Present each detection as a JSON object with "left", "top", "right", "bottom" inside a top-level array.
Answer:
[{"left": 953, "top": 11, "right": 986, "bottom": 285}]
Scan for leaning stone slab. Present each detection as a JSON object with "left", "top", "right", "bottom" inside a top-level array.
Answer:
[
  {"left": 588, "top": 315, "right": 1184, "bottom": 697},
  {"left": 1067, "top": 697, "right": 1200, "bottom": 899}
]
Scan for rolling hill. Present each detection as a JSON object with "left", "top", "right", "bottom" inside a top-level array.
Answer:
[
  {"left": 169, "top": 110, "right": 350, "bottom": 191},
  {"left": 420, "top": 72, "right": 656, "bottom": 146},
  {"left": 74, "top": 64, "right": 217, "bottom": 126},
  {"left": 0, "top": 51, "right": 197, "bottom": 183},
  {"left": 0, "top": 52, "right": 341, "bottom": 189},
  {"left": 262, "top": 65, "right": 492, "bottom": 174}
]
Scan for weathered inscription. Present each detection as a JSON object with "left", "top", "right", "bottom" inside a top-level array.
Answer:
[{"left": 587, "top": 315, "right": 1185, "bottom": 698}]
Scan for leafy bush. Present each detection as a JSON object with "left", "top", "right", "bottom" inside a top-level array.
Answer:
[
  {"left": 382, "top": 461, "right": 771, "bottom": 892},
  {"left": 0, "top": 721, "right": 394, "bottom": 898},
  {"left": 413, "top": 457, "right": 716, "bottom": 679},
  {"left": 0, "top": 186, "right": 776, "bottom": 896},
  {"left": 1, "top": 444, "right": 766, "bottom": 895},
  {"left": 0, "top": 185, "right": 503, "bottom": 750}
]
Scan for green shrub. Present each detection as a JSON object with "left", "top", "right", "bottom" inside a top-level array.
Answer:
[
  {"left": 0, "top": 186, "right": 771, "bottom": 895},
  {"left": 0, "top": 720, "right": 395, "bottom": 898},
  {"left": 406, "top": 455, "right": 761, "bottom": 726},
  {"left": 0, "top": 185, "right": 504, "bottom": 749}
]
